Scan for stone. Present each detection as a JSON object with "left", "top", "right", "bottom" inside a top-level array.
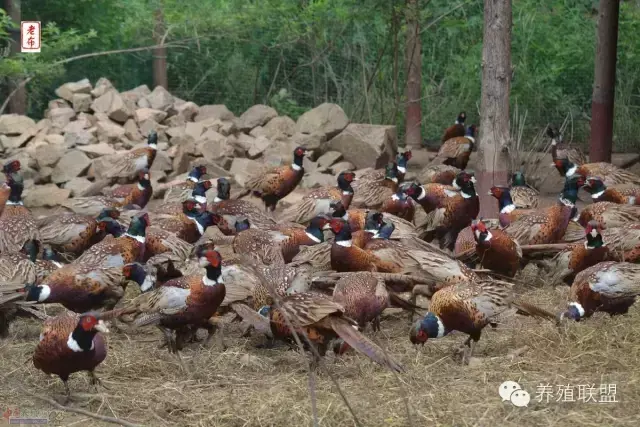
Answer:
[
  {"left": 296, "top": 103, "right": 349, "bottom": 139},
  {"left": 247, "top": 136, "right": 272, "bottom": 159},
  {"left": 317, "top": 151, "right": 343, "bottom": 168},
  {"left": 175, "top": 101, "right": 199, "bottom": 121},
  {"left": 45, "top": 134, "right": 65, "bottom": 145},
  {"left": 77, "top": 142, "right": 116, "bottom": 158},
  {"left": 0, "top": 114, "right": 36, "bottom": 135},
  {"left": 249, "top": 126, "right": 266, "bottom": 138},
  {"left": 200, "top": 139, "right": 233, "bottom": 163},
  {"left": 66, "top": 129, "right": 97, "bottom": 147},
  {"left": 172, "top": 145, "right": 194, "bottom": 175},
  {"left": 72, "top": 93, "right": 92, "bottom": 112},
  {"left": 96, "top": 120, "right": 125, "bottom": 142},
  {"left": 123, "top": 119, "right": 143, "bottom": 141},
  {"left": 185, "top": 122, "right": 204, "bottom": 140},
  {"left": 302, "top": 172, "right": 336, "bottom": 189},
  {"left": 35, "top": 144, "right": 65, "bottom": 168},
  {"left": 194, "top": 105, "right": 235, "bottom": 122},
  {"left": 327, "top": 123, "right": 397, "bottom": 169},
  {"left": 239, "top": 104, "right": 278, "bottom": 131},
  {"left": 2, "top": 126, "right": 37, "bottom": 149},
  {"left": 137, "top": 98, "right": 151, "bottom": 109},
  {"left": 289, "top": 132, "right": 327, "bottom": 153},
  {"left": 135, "top": 108, "right": 168, "bottom": 124},
  {"left": 64, "top": 177, "right": 93, "bottom": 197},
  {"left": 36, "top": 166, "right": 53, "bottom": 184},
  {"left": 150, "top": 150, "right": 173, "bottom": 173},
  {"left": 91, "top": 90, "right": 131, "bottom": 123},
  {"left": 263, "top": 115, "right": 296, "bottom": 140},
  {"left": 145, "top": 86, "right": 174, "bottom": 111},
  {"left": 217, "top": 120, "right": 237, "bottom": 136},
  {"left": 90, "top": 77, "right": 115, "bottom": 98},
  {"left": 330, "top": 161, "right": 356, "bottom": 175},
  {"left": 63, "top": 120, "right": 86, "bottom": 134},
  {"left": 54, "top": 78, "right": 92, "bottom": 102},
  {"left": 138, "top": 120, "right": 167, "bottom": 138},
  {"left": 49, "top": 107, "right": 76, "bottom": 128},
  {"left": 166, "top": 125, "right": 186, "bottom": 139},
  {"left": 233, "top": 133, "right": 256, "bottom": 152},
  {"left": 164, "top": 115, "right": 186, "bottom": 128},
  {"left": 302, "top": 157, "right": 318, "bottom": 173},
  {"left": 52, "top": 150, "right": 92, "bottom": 183},
  {"left": 23, "top": 184, "right": 70, "bottom": 208},
  {"left": 230, "top": 158, "right": 262, "bottom": 187},
  {"left": 48, "top": 99, "right": 70, "bottom": 110}
]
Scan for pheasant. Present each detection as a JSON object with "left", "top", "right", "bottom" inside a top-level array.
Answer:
[
  {"left": 547, "top": 126, "right": 587, "bottom": 171},
  {"left": 153, "top": 200, "right": 219, "bottom": 243},
  {"left": 553, "top": 157, "right": 640, "bottom": 187},
  {"left": 280, "top": 171, "right": 355, "bottom": 224},
  {"left": 153, "top": 180, "right": 213, "bottom": 216},
  {"left": 379, "top": 189, "right": 416, "bottom": 222},
  {"left": 252, "top": 292, "right": 404, "bottom": 371},
  {"left": 102, "top": 130, "right": 158, "bottom": 180},
  {"left": 433, "top": 124, "right": 476, "bottom": 170},
  {"left": 403, "top": 171, "right": 474, "bottom": 214},
  {"left": 62, "top": 169, "right": 153, "bottom": 216},
  {"left": 0, "top": 172, "right": 41, "bottom": 254},
  {"left": 33, "top": 313, "right": 109, "bottom": 402},
  {"left": 417, "top": 171, "right": 480, "bottom": 250},
  {"left": 582, "top": 176, "right": 640, "bottom": 205},
  {"left": 163, "top": 165, "right": 208, "bottom": 203},
  {"left": 110, "top": 247, "right": 226, "bottom": 354},
  {"left": 417, "top": 164, "right": 462, "bottom": 186},
  {"left": 509, "top": 171, "right": 539, "bottom": 209},
  {"left": 487, "top": 186, "right": 533, "bottom": 227},
  {"left": 350, "top": 163, "right": 399, "bottom": 209},
  {"left": 210, "top": 177, "right": 277, "bottom": 231},
  {"left": 37, "top": 208, "right": 120, "bottom": 259},
  {"left": 577, "top": 202, "right": 640, "bottom": 229},
  {"left": 441, "top": 111, "right": 466, "bottom": 142},
  {"left": 560, "top": 261, "right": 640, "bottom": 321},
  {"left": 329, "top": 201, "right": 418, "bottom": 240},
  {"left": 541, "top": 220, "right": 610, "bottom": 285},
  {"left": 410, "top": 279, "right": 555, "bottom": 363},
  {"left": 471, "top": 219, "right": 523, "bottom": 278},
  {"left": 504, "top": 176, "right": 582, "bottom": 245},
  {"left": 244, "top": 146, "right": 309, "bottom": 212},
  {"left": 598, "top": 223, "right": 640, "bottom": 262},
  {"left": 351, "top": 151, "right": 411, "bottom": 197}
]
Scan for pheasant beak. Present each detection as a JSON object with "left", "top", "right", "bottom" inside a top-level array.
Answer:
[{"left": 94, "top": 320, "right": 110, "bottom": 333}]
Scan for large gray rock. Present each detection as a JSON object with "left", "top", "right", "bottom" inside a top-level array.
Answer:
[
  {"left": 239, "top": 104, "right": 278, "bottom": 131},
  {"left": 54, "top": 78, "right": 92, "bottom": 102},
  {"left": 1, "top": 126, "right": 37, "bottom": 149},
  {"left": 316, "top": 151, "right": 343, "bottom": 168},
  {"left": 77, "top": 142, "right": 116, "bottom": 158},
  {"left": 150, "top": 150, "right": 173, "bottom": 173},
  {"left": 35, "top": 143, "right": 66, "bottom": 168},
  {"left": 230, "top": 158, "right": 262, "bottom": 187},
  {"left": 174, "top": 101, "right": 199, "bottom": 121},
  {"left": 52, "top": 150, "right": 92, "bottom": 183},
  {"left": 23, "top": 184, "right": 70, "bottom": 207},
  {"left": 65, "top": 129, "right": 97, "bottom": 147},
  {"left": 72, "top": 93, "right": 92, "bottom": 113},
  {"left": 195, "top": 105, "right": 235, "bottom": 122},
  {"left": 49, "top": 107, "right": 76, "bottom": 128},
  {"left": 135, "top": 108, "right": 167, "bottom": 124},
  {"left": 296, "top": 103, "right": 349, "bottom": 139},
  {"left": 327, "top": 123, "right": 397, "bottom": 169},
  {"left": 91, "top": 90, "right": 131, "bottom": 123},
  {"left": 263, "top": 116, "right": 296, "bottom": 140},
  {"left": 96, "top": 120, "right": 125, "bottom": 142},
  {"left": 145, "top": 86, "right": 174, "bottom": 111},
  {"left": 91, "top": 77, "right": 115, "bottom": 98},
  {"left": 0, "top": 114, "right": 37, "bottom": 135},
  {"left": 123, "top": 119, "right": 143, "bottom": 141},
  {"left": 289, "top": 132, "right": 327, "bottom": 153},
  {"left": 64, "top": 177, "right": 93, "bottom": 197}
]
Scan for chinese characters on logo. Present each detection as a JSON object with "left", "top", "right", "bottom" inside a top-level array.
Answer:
[
  {"left": 20, "top": 21, "right": 41, "bottom": 53},
  {"left": 535, "top": 383, "right": 618, "bottom": 403}
]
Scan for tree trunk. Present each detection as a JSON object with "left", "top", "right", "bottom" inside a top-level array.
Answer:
[
  {"left": 4, "top": 0, "right": 27, "bottom": 114},
  {"left": 589, "top": 0, "right": 619, "bottom": 163},
  {"left": 477, "top": 0, "right": 512, "bottom": 218},
  {"left": 404, "top": 0, "right": 422, "bottom": 148},
  {"left": 152, "top": 7, "right": 168, "bottom": 90}
]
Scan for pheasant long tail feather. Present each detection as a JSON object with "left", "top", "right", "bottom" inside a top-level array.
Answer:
[
  {"left": 511, "top": 299, "right": 558, "bottom": 323},
  {"left": 330, "top": 317, "right": 405, "bottom": 372}
]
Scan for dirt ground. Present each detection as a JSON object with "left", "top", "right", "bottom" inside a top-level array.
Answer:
[{"left": 3, "top": 152, "right": 640, "bottom": 426}]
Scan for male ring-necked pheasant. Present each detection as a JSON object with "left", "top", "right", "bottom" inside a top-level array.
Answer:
[
  {"left": 509, "top": 171, "right": 539, "bottom": 209},
  {"left": 471, "top": 219, "right": 523, "bottom": 278},
  {"left": 0, "top": 172, "right": 41, "bottom": 253},
  {"left": 441, "top": 111, "right": 466, "bottom": 142},
  {"left": 553, "top": 157, "right": 640, "bottom": 187},
  {"left": 210, "top": 177, "right": 277, "bottom": 231},
  {"left": 582, "top": 176, "right": 640, "bottom": 205},
  {"left": 163, "top": 165, "right": 208, "bottom": 203},
  {"left": 433, "top": 124, "right": 476, "bottom": 170}
]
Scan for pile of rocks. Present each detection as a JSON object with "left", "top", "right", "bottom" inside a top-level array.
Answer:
[{"left": 0, "top": 78, "right": 398, "bottom": 208}]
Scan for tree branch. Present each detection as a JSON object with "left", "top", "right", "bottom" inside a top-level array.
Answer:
[{"left": 25, "top": 391, "right": 142, "bottom": 427}]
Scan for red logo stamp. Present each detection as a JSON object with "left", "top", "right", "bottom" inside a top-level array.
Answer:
[{"left": 20, "top": 21, "right": 41, "bottom": 52}]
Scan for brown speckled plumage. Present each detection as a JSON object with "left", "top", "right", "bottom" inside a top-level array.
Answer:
[
  {"left": 332, "top": 272, "right": 388, "bottom": 329},
  {"left": 578, "top": 202, "right": 640, "bottom": 229},
  {"left": 471, "top": 220, "right": 522, "bottom": 278}
]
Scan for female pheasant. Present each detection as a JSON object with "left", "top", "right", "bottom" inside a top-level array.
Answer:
[
  {"left": 254, "top": 292, "right": 404, "bottom": 371},
  {"left": 37, "top": 208, "right": 120, "bottom": 258},
  {"left": 351, "top": 151, "right": 411, "bottom": 196},
  {"left": 281, "top": 171, "right": 355, "bottom": 224},
  {"left": 0, "top": 172, "right": 41, "bottom": 254},
  {"left": 582, "top": 176, "right": 640, "bottom": 205},
  {"left": 33, "top": 312, "right": 109, "bottom": 401},
  {"left": 577, "top": 202, "right": 640, "bottom": 229},
  {"left": 163, "top": 165, "right": 208, "bottom": 203},
  {"left": 471, "top": 219, "right": 523, "bottom": 278},
  {"left": 559, "top": 261, "right": 640, "bottom": 321},
  {"left": 210, "top": 177, "right": 277, "bottom": 231},
  {"left": 417, "top": 164, "right": 462, "bottom": 186},
  {"left": 102, "top": 130, "right": 158, "bottom": 179},
  {"left": 154, "top": 200, "right": 219, "bottom": 243},
  {"left": 244, "top": 146, "right": 309, "bottom": 212},
  {"left": 553, "top": 157, "right": 640, "bottom": 187},
  {"left": 350, "top": 163, "right": 399, "bottom": 209}
]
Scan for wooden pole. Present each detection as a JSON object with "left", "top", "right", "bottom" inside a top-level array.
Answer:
[
  {"left": 404, "top": 0, "right": 422, "bottom": 148},
  {"left": 152, "top": 7, "right": 168, "bottom": 90},
  {"left": 589, "top": 0, "right": 619, "bottom": 163},
  {"left": 477, "top": 0, "right": 512, "bottom": 218},
  {"left": 4, "top": 0, "right": 27, "bottom": 114}
]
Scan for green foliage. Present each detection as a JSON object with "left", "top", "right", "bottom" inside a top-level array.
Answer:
[{"left": 2, "top": 1, "right": 640, "bottom": 151}]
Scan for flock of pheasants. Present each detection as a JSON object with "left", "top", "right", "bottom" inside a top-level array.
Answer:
[{"left": 1, "top": 111, "right": 640, "bottom": 403}]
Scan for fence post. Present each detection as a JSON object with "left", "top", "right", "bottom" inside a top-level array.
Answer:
[
  {"left": 404, "top": 0, "right": 422, "bottom": 148},
  {"left": 589, "top": 0, "right": 619, "bottom": 162}
]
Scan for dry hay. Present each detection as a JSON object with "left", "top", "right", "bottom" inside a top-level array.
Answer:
[{"left": 2, "top": 282, "right": 640, "bottom": 427}]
